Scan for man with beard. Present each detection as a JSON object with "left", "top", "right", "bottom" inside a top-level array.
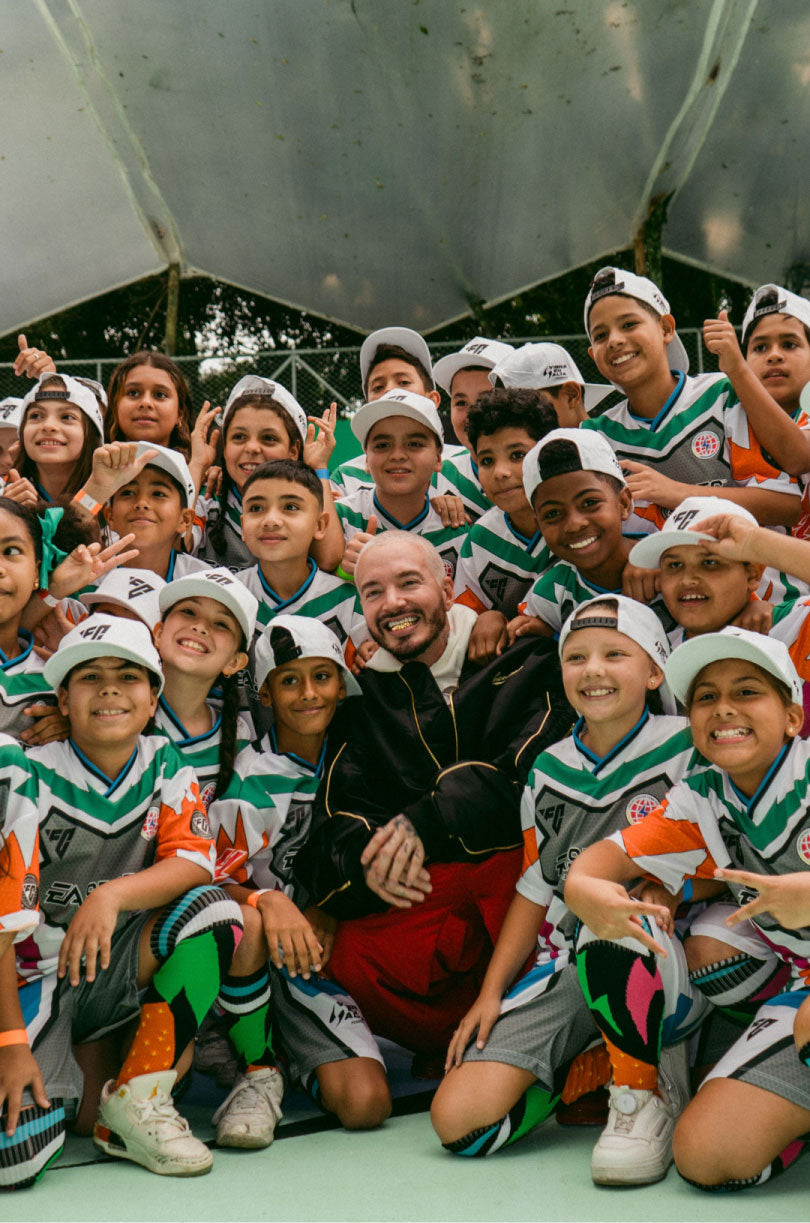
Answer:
[{"left": 293, "top": 531, "right": 572, "bottom": 1056}]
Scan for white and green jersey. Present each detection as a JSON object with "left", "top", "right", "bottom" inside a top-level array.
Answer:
[
  {"left": 236, "top": 559, "right": 366, "bottom": 736},
  {"left": 439, "top": 447, "right": 491, "bottom": 521},
  {"left": 615, "top": 737, "right": 810, "bottom": 989},
  {"left": 454, "top": 506, "right": 552, "bottom": 618},
  {"left": 194, "top": 487, "right": 255, "bottom": 572},
  {"left": 0, "top": 735, "right": 40, "bottom": 936},
  {"left": 524, "top": 558, "right": 674, "bottom": 637},
  {"left": 208, "top": 729, "right": 325, "bottom": 905},
  {"left": 518, "top": 712, "right": 693, "bottom": 966},
  {"left": 330, "top": 443, "right": 478, "bottom": 505},
  {"left": 0, "top": 633, "right": 55, "bottom": 742},
  {"left": 15, "top": 736, "right": 215, "bottom": 984},
  {"left": 581, "top": 371, "right": 800, "bottom": 535},
  {"left": 154, "top": 697, "right": 252, "bottom": 811},
  {"left": 336, "top": 486, "right": 469, "bottom": 582}
]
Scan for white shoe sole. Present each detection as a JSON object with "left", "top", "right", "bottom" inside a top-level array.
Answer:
[
  {"left": 216, "top": 1125, "right": 275, "bottom": 1150},
  {"left": 93, "top": 1123, "right": 213, "bottom": 1176}
]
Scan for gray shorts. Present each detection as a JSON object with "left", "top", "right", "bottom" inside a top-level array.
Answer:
[
  {"left": 23, "top": 913, "right": 149, "bottom": 1107},
  {"left": 702, "top": 991, "right": 810, "bottom": 1111},
  {"left": 462, "top": 962, "right": 599, "bottom": 1090},
  {"left": 272, "top": 966, "right": 383, "bottom": 1084}
]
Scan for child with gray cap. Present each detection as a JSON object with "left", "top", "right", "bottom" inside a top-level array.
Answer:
[
  {"left": 581, "top": 266, "right": 802, "bottom": 536},
  {"left": 208, "top": 615, "right": 389, "bottom": 1148}
]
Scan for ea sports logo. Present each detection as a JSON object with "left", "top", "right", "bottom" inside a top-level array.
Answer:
[
  {"left": 691, "top": 431, "right": 720, "bottom": 459},
  {"left": 21, "top": 873, "right": 38, "bottom": 909},
  {"left": 626, "top": 793, "right": 658, "bottom": 824},
  {"left": 796, "top": 830, "right": 810, "bottom": 864}
]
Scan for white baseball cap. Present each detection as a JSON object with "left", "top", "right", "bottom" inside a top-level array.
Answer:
[
  {"left": 75, "top": 376, "right": 108, "bottom": 409},
  {"left": 43, "top": 613, "right": 164, "bottom": 694},
  {"left": 629, "top": 496, "right": 759, "bottom": 570},
  {"left": 584, "top": 267, "right": 690, "bottom": 374},
  {"left": 222, "top": 375, "right": 308, "bottom": 445},
  {"left": 432, "top": 337, "right": 514, "bottom": 394},
  {"left": 351, "top": 390, "right": 444, "bottom": 448},
  {"left": 81, "top": 568, "right": 166, "bottom": 631},
  {"left": 488, "top": 343, "right": 613, "bottom": 414},
  {"left": 21, "top": 374, "right": 104, "bottom": 440},
  {"left": 666, "top": 625, "right": 802, "bottom": 707},
  {"left": 741, "top": 284, "right": 810, "bottom": 348},
  {"left": 560, "top": 593, "right": 671, "bottom": 670},
  {"left": 0, "top": 398, "right": 23, "bottom": 431},
  {"left": 159, "top": 567, "right": 259, "bottom": 645},
  {"left": 135, "top": 442, "right": 196, "bottom": 509},
  {"left": 522, "top": 426, "right": 626, "bottom": 505},
  {"left": 253, "top": 613, "right": 361, "bottom": 696},
  {"left": 359, "top": 327, "right": 433, "bottom": 393}
]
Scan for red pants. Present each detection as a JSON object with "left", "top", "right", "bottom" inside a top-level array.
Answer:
[{"left": 327, "top": 849, "right": 522, "bottom": 1053}]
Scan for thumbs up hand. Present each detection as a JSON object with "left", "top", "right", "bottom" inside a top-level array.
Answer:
[
  {"left": 702, "top": 308, "right": 744, "bottom": 377},
  {"left": 340, "top": 515, "right": 378, "bottom": 578}
]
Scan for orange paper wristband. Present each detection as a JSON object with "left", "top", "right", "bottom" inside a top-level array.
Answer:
[{"left": 0, "top": 1029, "right": 28, "bottom": 1048}]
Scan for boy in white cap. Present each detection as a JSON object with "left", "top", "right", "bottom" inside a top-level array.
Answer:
[
  {"left": 488, "top": 341, "right": 613, "bottom": 428},
  {"left": 511, "top": 428, "right": 672, "bottom": 639},
  {"left": 565, "top": 627, "right": 810, "bottom": 1193},
  {"left": 336, "top": 389, "right": 469, "bottom": 581},
  {"left": 78, "top": 568, "right": 166, "bottom": 631},
  {"left": 432, "top": 336, "right": 515, "bottom": 519},
  {"left": 330, "top": 328, "right": 477, "bottom": 521},
  {"left": 208, "top": 615, "right": 389, "bottom": 1147},
  {"left": 581, "top": 266, "right": 802, "bottom": 535},
  {"left": 0, "top": 614, "right": 245, "bottom": 1185}
]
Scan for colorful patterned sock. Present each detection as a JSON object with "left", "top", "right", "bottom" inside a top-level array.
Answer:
[
  {"left": 218, "top": 965, "right": 275, "bottom": 1072},
  {"left": 443, "top": 1084, "right": 558, "bottom": 1157},
  {"left": 576, "top": 939, "right": 664, "bottom": 1087},
  {"left": 117, "top": 885, "right": 242, "bottom": 1086}
]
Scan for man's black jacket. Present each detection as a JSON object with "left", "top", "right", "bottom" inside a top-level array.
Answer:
[{"left": 293, "top": 636, "right": 574, "bottom": 918}]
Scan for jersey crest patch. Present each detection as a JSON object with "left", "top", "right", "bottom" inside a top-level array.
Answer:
[
  {"left": 691, "top": 431, "right": 721, "bottom": 459},
  {"left": 626, "top": 793, "right": 659, "bottom": 824},
  {"left": 141, "top": 805, "right": 160, "bottom": 841},
  {"left": 796, "top": 829, "right": 810, "bottom": 864}
]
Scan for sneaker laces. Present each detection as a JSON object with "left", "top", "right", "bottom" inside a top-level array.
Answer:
[
  {"left": 132, "top": 1086, "right": 193, "bottom": 1137},
  {"left": 213, "top": 1071, "right": 282, "bottom": 1126}
]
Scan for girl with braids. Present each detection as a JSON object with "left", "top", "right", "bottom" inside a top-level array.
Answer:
[
  {"left": 206, "top": 615, "right": 390, "bottom": 1150},
  {"left": 196, "top": 374, "right": 343, "bottom": 572},
  {"left": 152, "top": 568, "right": 259, "bottom": 805}
]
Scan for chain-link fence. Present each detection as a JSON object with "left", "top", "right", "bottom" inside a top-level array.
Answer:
[{"left": 0, "top": 329, "right": 713, "bottom": 414}]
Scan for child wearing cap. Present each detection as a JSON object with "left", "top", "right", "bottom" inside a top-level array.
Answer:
[
  {"left": 77, "top": 568, "right": 166, "bottom": 632},
  {"left": 488, "top": 341, "right": 613, "bottom": 428},
  {"left": 580, "top": 267, "right": 802, "bottom": 535},
  {"left": 0, "top": 614, "right": 247, "bottom": 1186},
  {"left": 330, "top": 327, "right": 477, "bottom": 521},
  {"left": 195, "top": 374, "right": 343, "bottom": 573},
  {"left": 153, "top": 568, "right": 256, "bottom": 806},
  {"left": 738, "top": 283, "right": 810, "bottom": 540},
  {"left": 565, "top": 626, "right": 810, "bottom": 1193},
  {"left": 0, "top": 398, "right": 22, "bottom": 484},
  {"left": 207, "top": 614, "right": 390, "bottom": 1147},
  {"left": 509, "top": 428, "right": 671, "bottom": 640},
  {"left": 236, "top": 459, "right": 367, "bottom": 737},
  {"left": 453, "top": 389, "right": 558, "bottom": 662},
  {"left": 432, "top": 596, "right": 705, "bottom": 1184},
  {"left": 432, "top": 336, "right": 516, "bottom": 520},
  {"left": 336, "top": 389, "right": 469, "bottom": 581},
  {"left": 3, "top": 374, "right": 104, "bottom": 508}
]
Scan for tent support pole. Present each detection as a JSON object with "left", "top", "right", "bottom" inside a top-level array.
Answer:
[{"left": 164, "top": 263, "right": 180, "bottom": 354}]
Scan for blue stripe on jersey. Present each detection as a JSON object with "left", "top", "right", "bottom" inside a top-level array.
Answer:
[
  {"left": 166, "top": 550, "right": 179, "bottom": 581},
  {"left": 0, "top": 631, "right": 34, "bottom": 670},
  {"left": 158, "top": 696, "right": 221, "bottom": 746},
  {"left": 572, "top": 709, "right": 650, "bottom": 775},
  {"left": 626, "top": 370, "right": 686, "bottom": 430},
  {"left": 504, "top": 515, "right": 541, "bottom": 549},
  {"left": 728, "top": 743, "right": 790, "bottom": 815},
  {"left": 267, "top": 726, "right": 326, "bottom": 775},
  {"left": 372, "top": 490, "right": 430, "bottom": 530},
  {"left": 68, "top": 739, "right": 138, "bottom": 797},
  {"left": 257, "top": 557, "right": 318, "bottom": 607}
]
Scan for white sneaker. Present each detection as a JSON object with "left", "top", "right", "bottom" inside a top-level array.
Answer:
[
  {"left": 94, "top": 1070, "right": 212, "bottom": 1177},
  {"left": 212, "top": 1066, "right": 284, "bottom": 1149},
  {"left": 591, "top": 1086, "right": 677, "bottom": 1185}
]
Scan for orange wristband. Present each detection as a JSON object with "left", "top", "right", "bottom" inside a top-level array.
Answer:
[
  {"left": 0, "top": 1029, "right": 28, "bottom": 1048},
  {"left": 246, "top": 889, "right": 270, "bottom": 909},
  {"left": 74, "top": 488, "right": 102, "bottom": 516}
]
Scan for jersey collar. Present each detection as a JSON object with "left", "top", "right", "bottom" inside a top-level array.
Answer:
[
  {"left": 257, "top": 557, "right": 318, "bottom": 608},
  {"left": 158, "top": 695, "right": 219, "bottom": 746},
  {"left": 267, "top": 724, "right": 327, "bottom": 775},
  {"left": 372, "top": 490, "right": 430, "bottom": 531},
  {"left": 627, "top": 370, "right": 686, "bottom": 431},
  {"left": 505, "top": 514, "right": 542, "bottom": 550},
  {"left": 68, "top": 738, "right": 138, "bottom": 797},
  {"left": 0, "top": 629, "right": 34, "bottom": 670},
  {"left": 727, "top": 741, "right": 792, "bottom": 818},
  {"left": 573, "top": 709, "right": 650, "bottom": 775}
]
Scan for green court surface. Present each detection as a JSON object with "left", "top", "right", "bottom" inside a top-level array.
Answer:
[{"left": 13, "top": 1057, "right": 810, "bottom": 1223}]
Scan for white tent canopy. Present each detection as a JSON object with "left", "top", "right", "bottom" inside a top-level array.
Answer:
[{"left": 4, "top": 0, "right": 809, "bottom": 337}]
